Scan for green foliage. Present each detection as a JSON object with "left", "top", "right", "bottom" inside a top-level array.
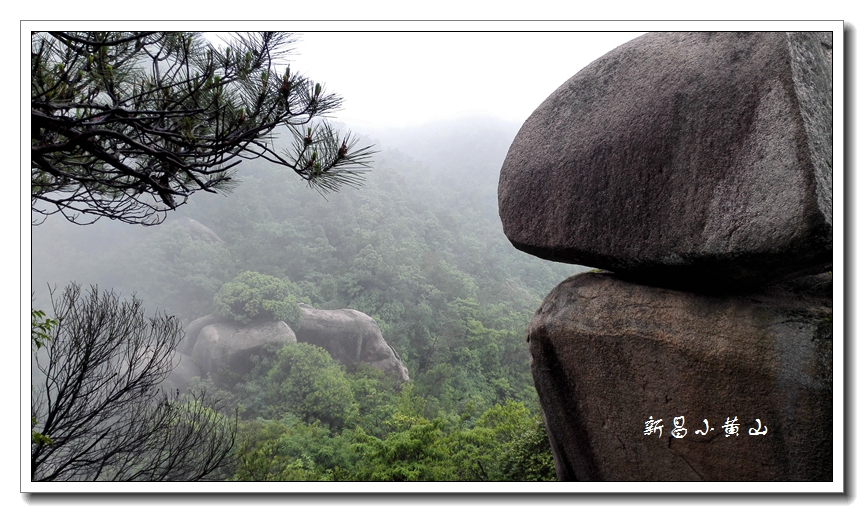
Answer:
[
  {"left": 259, "top": 343, "right": 358, "bottom": 431},
  {"left": 126, "top": 221, "right": 237, "bottom": 322},
  {"left": 498, "top": 418, "right": 557, "bottom": 481},
  {"left": 227, "top": 334, "right": 557, "bottom": 481},
  {"left": 350, "top": 415, "right": 453, "bottom": 481},
  {"left": 233, "top": 420, "right": 298, "bottom": 481},
  {"left": 214, "top": 271, "right": 301, "bottom": 326},
  {"left": 228, "top": 383, "right": 556, "bottom": 482},
  {"left": 232, "top": 417, "right": 350, "bottom": 481},
  {"left": 31, "top": 416, "right": 53, "bottom": 446},
  {"left": 348, "top": 365, "right": 402, "bottom": 437},
  {"left": 31, "top": 308, "right": 56, "bottom": 351},
  {"left": 31, "top": 115, "right": 580, "bottom": 481},
  {"left": 31, "top": 308, "right": 57, "bottom": 447},
  {"left": 473, "top": 400, "right": 556, "bottom": 481},
  {"left": 476, "top": 400, "right": 533, "bottom": 438}
]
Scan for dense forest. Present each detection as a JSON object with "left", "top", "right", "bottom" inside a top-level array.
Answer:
[{"left": 31, "top": 115, "right": 586, "bottom": 481}]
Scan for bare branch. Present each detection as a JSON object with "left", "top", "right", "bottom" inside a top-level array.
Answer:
[{"left": 31, "top": 284, "right": 238, "bottom": 481}]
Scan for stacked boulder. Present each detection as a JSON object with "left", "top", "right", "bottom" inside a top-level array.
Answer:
[
  {"left": 169, "top": 315, "right": 298, "bottom": 391},
  {"left": 294, "top": 304, "right": 411, "bottom": 383},
  {"left": 168, "top": 306, "right": 410, "bottom": 391},
  {"left": 498, "top": 32, "right": 832, "bottom": 481}
]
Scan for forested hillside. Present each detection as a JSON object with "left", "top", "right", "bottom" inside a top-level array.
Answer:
[{"left": 31, "top": 116, "right": 585, "bottom": 481}]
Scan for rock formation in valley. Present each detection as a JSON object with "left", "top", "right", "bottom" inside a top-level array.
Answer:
[
  {"left": 171, "top": 306, "right": 410, "bottom": 390},
  {"left": 294, "top": 304, "right": 411, "bottom": 383}
]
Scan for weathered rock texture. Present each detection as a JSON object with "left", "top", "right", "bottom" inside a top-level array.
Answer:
[
  {"left": 528, "top": 272, "right": 832, "bottom": 481},
  {"left": 165, "top": 353, "right": 202, "bottom": 393},
  {"left": 176, "top": 307, "right": 410, "bottom": 386},
  {"left": 499, "top": 32, "right": 833, "bottom": 291},
  {"left": 295, "top": 305, "right": 410, "bottom": 383},
  {"left": 178, "top": 314, "right": 226, "bottom": 356},
  {"left": 191, "top": 320, "right": 297, "bottom": 388}
]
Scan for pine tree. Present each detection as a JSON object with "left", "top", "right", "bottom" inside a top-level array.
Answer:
[{"left": 31, "top": 31, "right": 374, "bottom": 225}]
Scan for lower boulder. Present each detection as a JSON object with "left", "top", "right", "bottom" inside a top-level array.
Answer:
[
  {"left": 528, "top": 271, "right": 832, "bottom": 481},
  {"left": 191, "top": 320, "right": 297, "bottom": 388},
  {"left": 295, "top": 305, "right": 410, "bottom": 383}
]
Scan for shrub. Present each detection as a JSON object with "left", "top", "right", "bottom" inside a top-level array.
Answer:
[
  {"left": 214, "top": 271, "right": 301, "bottom": 326},
  {"left": 263, "top": 343, "right": 359, "bottom": 431}
]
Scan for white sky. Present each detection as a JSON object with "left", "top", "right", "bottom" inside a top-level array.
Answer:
[{"left": 283, "top": 32, "right": 644, "bottom": 129}]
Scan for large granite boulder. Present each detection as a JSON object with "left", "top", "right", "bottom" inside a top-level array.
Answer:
[
  {"left": 499, "top": 32, "right": 833, "bottom": 292},
  {"left": 165, "top": 353, "right": 202, "bottom": 394},
  {"left": 528, "top": 271, "right": 832, "bottom": 481},
  {"left": 191, "top": 320, "right": 297, "bottom": 388},
  {"left": 295, "top": 305, "right": 410, "bottom": 383},
  {"left": 178, "top": 314, "right": 226, "bottom": 356}
]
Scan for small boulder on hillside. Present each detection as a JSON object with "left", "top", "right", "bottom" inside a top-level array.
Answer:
[
  {"left": 295, "top": 305, "right": 410, "bottom": 383},
  {"left": 499, "top": 32, "right": 833, "bottom": 292},
  {"left": 191, "top": 320, "right": 297, "bottom": 388},
  {"left": 178, "top": 314, "right": 225, "bottom": 356}
]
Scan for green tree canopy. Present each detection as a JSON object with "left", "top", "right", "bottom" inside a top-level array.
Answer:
[
  {"left": 213, "top": 271, "right": 301, "bottom": 326},
  {"left": 261, "top": 343, "right": 358, "bottom": 431}
]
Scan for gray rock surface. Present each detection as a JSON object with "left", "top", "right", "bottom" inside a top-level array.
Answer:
[
  {"left": 295, "top": 305, "right": 410, "bottom": 383},
  {"left": 528, "top": 271, "right": 832, "bottom": 481},
  {"left": 178, "top": 314, "right": 226, "bottom": 356},
  {"left": 191, "top": 320, "right": 297, "bottom": 388},
  {"left": 165, "top": 353, "right": 202, "bottom": 393},
  {"left": 499, "top": 32, "right": 833, "bottom": 292}
]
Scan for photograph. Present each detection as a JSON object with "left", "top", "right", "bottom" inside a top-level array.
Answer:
[{"left": 23, "top": 20, "right": 843, "bottom": 497}]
